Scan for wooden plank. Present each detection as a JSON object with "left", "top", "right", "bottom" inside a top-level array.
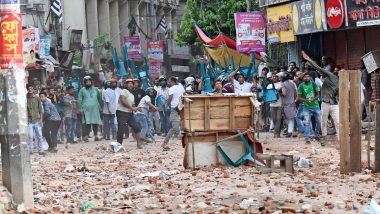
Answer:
[
  {"left": 233, "top": 106, "right": 252, "bottom": 117},
  {"left": 229, "top": 97, "right": 234, "bottom": 129},
  {"left": 339, "top": 70, "right": 350, "bottom": 174},
  {"left": 210, "top": 107, "right": 230, "bottom": 119},
  {"left": 375, "top": 100, "right": 380, "bottom": 172},
  {"left": 209, "top": 98, "right": 230, "bottom": 107},
  {"left": 205, "top": 98, "right": 210, "bottom": 130},
  {"left": 210, "top": 119, "right": 230, "bottom": 130},
  {"left": 232, "top": 97, "right": 251, "bottom": 106},
  {"left": 183, "top": 120, "right": 205, "bottom": 131},
  {"left": 235, "top": 117, "right": 252, "bottom": 129},
  {"left": 349, "top": 70, "right": 362, "bottom": 172},
  {"left": 183, "top": 107, "right": 204, "bottom": 120}
]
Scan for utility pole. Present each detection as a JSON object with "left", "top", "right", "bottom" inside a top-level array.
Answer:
[{"left": 0, "top": 1, "right": 33, "bottom": 209}]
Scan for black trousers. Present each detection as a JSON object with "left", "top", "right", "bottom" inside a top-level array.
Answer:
[
  {"left": 85, "top": 124, "right": 98, "bottom": 137},
  {"left": 116, "top": 110, "right": 141, "bottom": 144},
  {"left": 43, "top": 120, "right": 61, "bottom": 149}
]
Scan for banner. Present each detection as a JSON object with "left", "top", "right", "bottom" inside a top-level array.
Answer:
[
  {"left": 149, "top": 62, "right": 161, "bottom": 81},
  {"left": 22, "top": 27, "right": 40, "bottom": 61},
  {"left": 292, "top": 0, "right": 327, "bottom": 35},
  {"left": 266, "top": 4, "right": 297, "bottom": 43},
  {"left": 345, "top": 0, "right": 380, "bottom": 27},
  {"left": 0, "top": 0, "right": 20, "bottom": 13},
  {"left": 147, "top": 40, "right": 164, "bottom": 63},
  {"left": 39, "top": 35, "right": 51, "bottom": 57},
  {"left": 0, "top": 13, "right": 23, "bottom": 70},
  {"left": 234, "top": 12, "right": 266, "bottom": 53},
  {"left": 123, "top": 36, "right": 141, "bottom": 58}
]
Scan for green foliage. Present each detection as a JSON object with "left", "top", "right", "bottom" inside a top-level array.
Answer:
[
  {"left": 73, "top": 50, "right": 82, "bottom": 66},
  {"left": 175, "top": 0, "right": 259, "bottom": 46},
  {"left": 93, "top": 33, "right": 110, "bottom": 48}
]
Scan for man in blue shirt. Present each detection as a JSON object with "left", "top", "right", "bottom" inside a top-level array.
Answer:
[{"left": 40, "top": 92, "right": 62, "bottom": 153}]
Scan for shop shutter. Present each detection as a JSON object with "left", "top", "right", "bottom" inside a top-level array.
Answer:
[
  {"left": 335, "top": 31, "right": 347, "bottom": 69},
  {"left": 347, "top": 29, "right": 365, "bottom": 69},
  {"left": 365, "top": 27, "right": 380, "bottom": 53},
  {"left": 323, "top": 32, "right": 336, "bottom": 63}
]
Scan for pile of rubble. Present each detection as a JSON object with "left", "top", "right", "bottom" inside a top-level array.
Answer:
[{"left": 17, "top": 134, "right": 380, "bottom": 213}]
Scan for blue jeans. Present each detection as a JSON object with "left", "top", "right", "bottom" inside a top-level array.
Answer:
[
  {"left": 302, "top": 107, "right": 321, "bottom": 141},
  {"left": 296, "top": 104, "right": 305, "bottom": 133},
  {"left": 65, "top": 117, "right": 77, "bottom": 143},
  {"left": 159, "top": 110, "right": 170, "bottom": 133},
  {"left": 28, "top": 122, "right": 43, "bottom": 154},
  {"left": 134, "top": 113, "right": 149, "bottom": 140},
  {"left": 103, "top": 114, "right": 116, "bottom": 139}
]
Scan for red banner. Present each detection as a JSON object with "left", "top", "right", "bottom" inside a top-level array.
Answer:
[{"left": 0, "top": 13, "right": 23, "bottom": 70}]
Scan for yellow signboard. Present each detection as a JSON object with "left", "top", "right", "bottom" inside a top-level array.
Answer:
[{"left": 266, "top": 3, "right": 297, "bottom": 43}]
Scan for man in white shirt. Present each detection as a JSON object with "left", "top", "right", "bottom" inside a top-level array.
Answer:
[
  {"left": 229, "top": 68, "right": 253, "bottom": 94},
  {"left": 162, "top": 76, "right": 185, "bottom": 150},
  {"left": 102, "top": 79, "right": 117, "bottom": 140}
]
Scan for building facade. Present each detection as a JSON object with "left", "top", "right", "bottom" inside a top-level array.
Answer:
[{"left": 21, "top": 0, "right": 191, "bottom": 77}]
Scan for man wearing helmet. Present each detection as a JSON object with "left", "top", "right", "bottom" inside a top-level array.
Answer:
[
  {"left": 156, "top": 76, "right": 170, "bottom": 135},
  {"left": 78, "top": 76, "right": 102, "bottom": 142},
  {"left": 229, "top": 68, "right": 253, "bottom": 94},
  {"left": 102, "top": 79, "right": 118, "bottom": 140}
]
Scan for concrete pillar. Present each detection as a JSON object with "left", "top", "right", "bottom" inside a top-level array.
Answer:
[
  {"left": 98, "top": 0, "right": 110, "bottom": 36},
  {"left": 109, "top": 0, "right": 121, "bottom": 53},
  {"left": 139, "top": 2, "right": 149, "bottom": 55},
  {"left": 85, "top": 0, "right": 99, "bottom": 40},
  {"left": 0, "top": 71, "right": 33, "bottom": 209},
  {"left": 119, "top": 0, "right": 130, "bottom": 41}
]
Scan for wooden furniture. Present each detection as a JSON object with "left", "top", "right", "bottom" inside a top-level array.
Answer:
[{"left": 181, "top": 95, "right": 256, "bottom": 132}]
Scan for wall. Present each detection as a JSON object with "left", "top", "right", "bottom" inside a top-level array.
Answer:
[{"left": 62, "top": 0, "right": 88, "bottom": 50}]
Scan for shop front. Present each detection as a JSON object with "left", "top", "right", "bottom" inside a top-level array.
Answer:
[
  {"left": 266, "top": 3, "right": 298, "bottom": 66},
  {"left": 322, "top": 0, "right": 380, "bottom": 69},
  {"left": 291, "top": 0, "right": 328, "bottom": 62}
]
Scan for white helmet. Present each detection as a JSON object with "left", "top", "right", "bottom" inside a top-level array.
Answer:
[{"left": 185, "top": 76, "right": 195, "bottom": 87}]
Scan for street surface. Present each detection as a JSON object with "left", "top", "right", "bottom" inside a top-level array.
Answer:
[{"left": 23, "top": 134, "right": 379, "bottom": 213}]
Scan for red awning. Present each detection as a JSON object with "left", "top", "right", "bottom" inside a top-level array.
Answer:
[{"left": 194, "top": 22, "right": 236, "bottom": 49}]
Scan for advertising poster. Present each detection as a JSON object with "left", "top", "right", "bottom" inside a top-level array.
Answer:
[
  {"left": 149, "top": 62, "right": 161, "bottom": 81},
  {"left": 234, "top": 12, "right": 266, "bottom": 53},
  {"left": 0, "top": 0, "right": 20, "bottom": 13},
  {"left": 0, "top": 13, "right": 23, "bottom": 70},
  {"left": 39, "top": 35, "right": 51, "bottom": 57},
  {"left": 22, "top": 27, "right": 40, "bottom": 61},
  {"left": 345, "top": 0, "right": 380, "bottom": 27},
  {"left": 291, "top": 0, "right": 327, "bottom": 35},
  {"left": 147, "top": 40, "right": 164, "bottom": 63},
  {"left": 123, "top": 36, "right": 141, "bottom": 59},
  {"left": 266, "top": 4, "right": 297, "bottom": 43}
]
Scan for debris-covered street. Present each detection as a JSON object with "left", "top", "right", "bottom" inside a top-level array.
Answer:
[{"left": 24, "top": 134, "right": 379, "bottom": 213}]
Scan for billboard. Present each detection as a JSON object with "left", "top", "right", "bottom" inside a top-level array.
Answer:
[
  {"left": 0, "top": 13, "right": 23, "bottom": 70},
  {"left": 266, "top": 3, "right": 297, "bottom": 43},
  {"left": 123, "top": 36, "right": 141, "bottom": 59},
  {"left": 234, "top": 12, "right": 266, "bottom": 53},
  {"left": 147, "top": 40, "right": 164, "bottom": 63}
]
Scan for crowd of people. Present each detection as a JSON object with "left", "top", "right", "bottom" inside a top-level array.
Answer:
[
  {"left": 26, "top": 50, "right": 372, "bottom": 155},
  {"left": 26, "top": 74, "right": 186, "bottom": 155}
]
